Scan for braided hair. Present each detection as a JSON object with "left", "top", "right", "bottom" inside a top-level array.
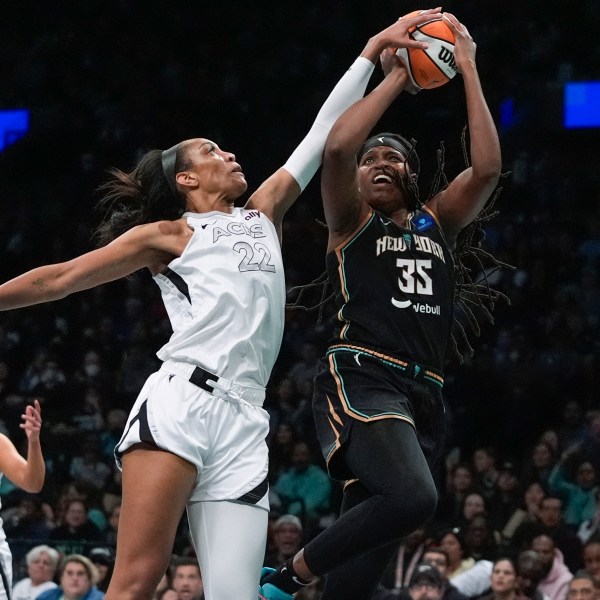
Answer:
[{"left": 287, "top": 129, "right": 511, "bottom": 363}]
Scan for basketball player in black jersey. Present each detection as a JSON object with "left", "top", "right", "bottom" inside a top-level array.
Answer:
[{"left": 261, "top": 12, "right": 502, "bottom": 600}]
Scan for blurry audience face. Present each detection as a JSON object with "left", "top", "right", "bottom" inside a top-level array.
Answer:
[
  {"left": 172, "top": 564, "right": 203, "bottom": 600},
  {"left": 291, "top": 443, "right": 311, "bottom": 472},
  {"left": 576, "top": 462, "right": 596, "bottom": 490},
  {"left": 540, "top": 430, "right": 559, "bottom": 454},
  {"left": 531, "top": 535, "right": 555, "bottom": 575},
  {"left": 65, "top": 501, "right": 87, "bottom": 528},
  {"left": 274, "top": 523, "right": 303, "bottom": 557},
  {"left": 568, "top": 578, "right": 596, "bottom": 600},
  {"left": 409, "top": 579, "right": 443, "bottom": 600},
  {"left": 517, "top": 552, "right": 545, "bottom": 597},
  {"left": 524, "top": 482, "right": 546, "bottom": 511},
  {"left": 491, "top": 559, "right": 517, "bottom": 595},
  {"left": 60, "top": 560, "right": 93, "bottom": 598},
  {"left": 423, "top": 550, "right": 449, "bottom": 578},
  {"left": 497, "top": 469, "right": 518, "bottom": 493},
  {"left": 452, "top": 467, "right": 473, "bottom": 493},
  {"left": 584, "top": 542, "right": 600, "bottom": 584},
  {"left": 532, "top": 443, "right": 553, "bottom": 469},
  {"left": 463, "top": 493, "right": 485, "bottom": 520},
  {"left": 275, "top": 423, "right": 294, "bottom": 446},
  {"left": 440, "top": 533, "right": 463, "bottom": 567},
  {"left": 29, "top": 551, "right": 56, "bottom": 585},
  {"left": 465, "top": 515, "right": 489, "bottom": 550},
  {"left": 538, "top": 498, "right": 562, "bottom": 527},
  {"left": 473, "top": 449, "right": 495, "bottom": 475}
]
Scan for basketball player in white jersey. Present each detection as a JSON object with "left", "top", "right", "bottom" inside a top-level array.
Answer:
[
  {"left": 0, "top": 10, "right": 441, "bottom": 599},
  {"left": 0, "top": 400, "right": 45, "bottom": 600}
]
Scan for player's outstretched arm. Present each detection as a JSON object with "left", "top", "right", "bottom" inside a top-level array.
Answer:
[
  {"left": 0, "top": 400, "right": 45, "bottom": 493},
  {"left": 0, "top": 222, "right": 177, "bottom": 311},
  {"left": 426, "top": 13, "right": 502, "bottom": 238},
  {"left": 247, "top": 8, "right": 442, "bottom": 232}
]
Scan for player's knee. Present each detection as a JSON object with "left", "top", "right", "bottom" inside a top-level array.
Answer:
[{"left": 388, "top": 475, "right": 437, "bottom": 528}]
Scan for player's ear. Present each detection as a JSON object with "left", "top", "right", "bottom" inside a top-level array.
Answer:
[{"left": 176, "top": 171, "right": 198, "bottom": 190}]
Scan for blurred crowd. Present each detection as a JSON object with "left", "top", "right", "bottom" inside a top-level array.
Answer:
[{"left": 0, "top": 1, "right": 599, "bottom": 598}]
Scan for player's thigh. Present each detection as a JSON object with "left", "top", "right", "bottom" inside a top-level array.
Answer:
[
  {"left": 187, "top": 500, "right": 267, "bottom": 600},
  {"left": 108, "top": 448, "right": 197, "bottom": 594}
]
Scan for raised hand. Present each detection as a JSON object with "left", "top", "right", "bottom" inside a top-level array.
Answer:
[
  {"left": 442, "top": 12, "right": 477, "bottom": 74},
  {"left": 20, "top": 399, "right": 42, "bottom": 442}
]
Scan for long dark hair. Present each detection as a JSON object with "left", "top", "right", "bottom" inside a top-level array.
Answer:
[{"left": 92, "top": 148, "right": 187, "bottom": 247}]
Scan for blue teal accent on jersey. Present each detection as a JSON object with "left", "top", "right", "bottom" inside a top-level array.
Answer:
[
  {"left": 415, "top": 212, "right": 435, "bottom": 231},
  {"left": 414, "top": 364, "right": 421, "bottom": 377},
  {"left": 403, "top": 233, "right": 412, "bottom": 249}
]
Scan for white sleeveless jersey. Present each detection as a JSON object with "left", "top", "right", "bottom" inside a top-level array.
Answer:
[{"left": 155, "top": 209, "right": 285, "bottom": 388}]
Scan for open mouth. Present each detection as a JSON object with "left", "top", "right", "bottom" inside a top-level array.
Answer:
[{"left": 372, "top": 173, "right": 393, "bottom": 185}]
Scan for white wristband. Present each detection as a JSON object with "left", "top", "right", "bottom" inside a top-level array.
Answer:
[{"left": 283, "top": 56, "right": 375, "bottom": 191}]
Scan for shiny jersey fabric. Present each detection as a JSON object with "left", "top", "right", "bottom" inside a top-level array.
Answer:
[
  {"left": 155, "top": 209, "right": 285, "bottom": 388},
  {"left": 326, "top": 208, "right": 455, "bottom": 372}
]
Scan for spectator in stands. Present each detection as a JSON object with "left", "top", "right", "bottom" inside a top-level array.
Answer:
[
  {"left": 479, "top": 558, "right": 532, "bottom": 600},
  {"left": 274, "top": 442, "right": 332, "bottom": 529},
  {"left": 581, "top": 538, "right": 600, "bottom": 590},
  {"left": 267, "top": 423, "right": 297, "bottom": 484},
  {"left": 421, "top": 547, "right": 469, "bottom": 600},
  {"left": 439, "top": 529, "right": 475, "bottom": 580},
  {"left": 4, "top": 494, "right": 53, "bottom": 561},
  {"left": 170, "top": 557, "right": 204, "bottom": 600},
  {"left": 437, "top": 464, "right": 476, "bottom": 528},
  {"left": 473, "top": 447, "right": 500, "bottom": 503},
  {"left": 464, "top": 513, "right": 500, "bottom": 562},
  {"left": 500, "top": 481, "right": 547, "bottom": 545},
  {"left": 406, "top": 565, "right": 446, "bottom": 600},
  {"left": 48, "top": 499, "right": 103, "bottom": 556},
  {"left": 521, "top": 442, "right": 557, "bottom": 489},
  {"left": 37, "top": 554, "right": 104, "bottom": 600},
  {"left": 566, "top": 573, "right": 596, "bottom": 600},
  {"left": 511, "top": 496, "right": 583, "bottom": 572},
  {"left": 460, "top": 493, "right": 487, "bottom": 528},
  {"left": 530, "top": 534, "right": 573, "bottom": 600},
  {"left": 515, "top": 550, "right": 548, "bottom": 600},
  {"left": 88, "top": 547, "right": 114, "bottom": 593},
  {"left": 548, "top": 444, "right": 598, "bottom": 528},
  {"left": 264, "top": 514, "right": 304, "bottom": 569},
  {"left": 12, "top": 544, "right": 59, "bottom": 600},
  {"left": 103, "top": 503, "right": 120, "bottom": 547},
  {"left": 69, "top": 440, "right": 112, "bottom": 492},
  {"left": 489, "top": 463, "right": 522, "bottom": 533}
]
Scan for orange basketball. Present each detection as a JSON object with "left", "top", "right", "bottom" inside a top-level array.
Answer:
[{"left": 396, "top": 10, "right": 457, "bottom": 91}]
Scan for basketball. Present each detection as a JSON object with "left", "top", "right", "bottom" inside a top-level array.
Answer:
[{"left": 396, "top": 10, "right": 457, "bottom": 92}]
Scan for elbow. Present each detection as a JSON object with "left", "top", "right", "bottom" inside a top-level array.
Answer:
[
  {"left": 22, "top": 480, "right": 44, "bottom": 494},
  {"left": 475, "top": 164, "right": 502, "bottom": 187}
]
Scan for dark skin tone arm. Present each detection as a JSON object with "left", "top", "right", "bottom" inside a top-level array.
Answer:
[{"left": 321, "top": 12, "right": 502, "bottom": 251}]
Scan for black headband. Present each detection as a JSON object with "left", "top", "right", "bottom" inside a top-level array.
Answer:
[
  {"left": 358, "top": 134, "right": 413, "bottom": 164},
  {"left": 161, "top": 143, "right": 179, "bottom": 199}
]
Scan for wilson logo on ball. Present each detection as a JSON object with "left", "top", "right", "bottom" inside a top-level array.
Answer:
[{"left": 396, "top": 10, "right": 457, "bottom": 92}]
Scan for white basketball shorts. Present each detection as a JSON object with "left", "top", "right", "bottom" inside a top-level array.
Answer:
[{"left": 115, "top": 361, "right": 270, "bottom": 510}]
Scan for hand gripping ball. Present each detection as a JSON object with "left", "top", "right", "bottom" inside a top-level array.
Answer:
[{"left": 396, "top": 10, "right": 457, "bottom": 92}]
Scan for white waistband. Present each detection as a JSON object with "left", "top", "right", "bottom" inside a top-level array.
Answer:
[{"left": 159, "top": 360, "right": 266, "bottom": 407}]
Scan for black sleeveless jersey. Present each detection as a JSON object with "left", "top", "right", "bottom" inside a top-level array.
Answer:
[{"left": 326, "top": 208, "right": 455, "bottom": 373}]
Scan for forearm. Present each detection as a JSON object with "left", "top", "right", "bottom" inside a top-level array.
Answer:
[
  {"left": 0, "top": 264, "right": 69, "bottom": 310},
  {"left": 282, "top": 56, "right": 375, "bottom": 190},
  {"left": 462, "top": 65, "right": 501, "bottom": 180},
  {"left": 22, "top": 440, "right": 45, "bottom": 492}
]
